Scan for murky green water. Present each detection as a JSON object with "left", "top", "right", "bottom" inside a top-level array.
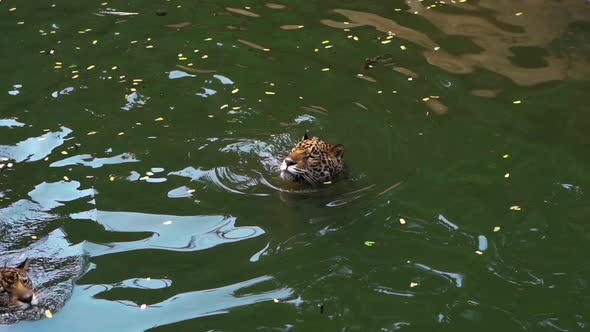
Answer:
[{"left": 1, "top": 0, "right": 590, "bottom": 330}]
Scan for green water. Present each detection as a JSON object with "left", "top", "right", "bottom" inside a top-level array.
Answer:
[{"left": 1, "top": 0, "right": 589, "bottom": 330}]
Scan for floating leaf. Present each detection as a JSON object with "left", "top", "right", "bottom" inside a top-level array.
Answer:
[
  {"left": 493, "top": 226, "right": 501, "bottom": 232},
  {"left": 165, "top": 21, "right": 191, "bottom": 28},
  {"left": 410, "top": 282, "right": 418, "bottom": 288},
  {"left": 399, "top": 218, "right": 406, "bottom": 224},
  {"left": 513, "top": 100, "right": 522, "bottom": 104},
  {"left": 503, "top": 154, "right": 509, "bottom": 159},
  {"left": 364, "top": 241, "right": 375, "bottom": 247},
  {"left": 154, "top": 117, "right": 164, "bottom": 121},
  {"left": 232, "top": 88, "right": 239, "bottom": 94},
  {"left": 225, "top": 7, "right": 260, "bottom": 17}
]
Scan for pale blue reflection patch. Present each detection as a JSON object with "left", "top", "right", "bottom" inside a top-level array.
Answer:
[{"left": 71, "top": 210, "right": 265, "bottom": 256}]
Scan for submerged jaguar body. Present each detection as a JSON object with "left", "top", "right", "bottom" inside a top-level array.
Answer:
[
  {"left": 280, "top": 134, "right": 345, "bottom": 184},
  {"left": 0, "top": 259, "right": 38, "bottom": 310}
]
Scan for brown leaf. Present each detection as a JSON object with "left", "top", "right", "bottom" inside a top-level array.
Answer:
[
  {"left": 165, "top": 21, "right": 191, "bottom": 28},
  {"left": 176, "top": 65, "right": 217, "bottom": 74},
  {"left": 226, "top": 7, "right": 260, "bottom": 17}
]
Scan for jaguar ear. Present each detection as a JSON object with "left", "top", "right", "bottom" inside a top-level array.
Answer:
[
  {"left": 331, "top": 144, "right": 344, "bottom": 158},
  {"left": 303, "top": 132, "right": 309, "bottom": 140},
  {"left": 16, "top": 259, "right": 30, "bottom": 271}
]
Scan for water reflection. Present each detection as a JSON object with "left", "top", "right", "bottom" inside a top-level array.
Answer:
[
  {"left": 324, "top": 1, "right": 590, "bottom": 85},
  {"left": 0, "top": 127, "right": 72, "bottom": 163},
  {"left": 14, "top": 276, "right": 292, "bottom": 332},
  {"left": 71, "top": 210, "right": 264, "bottom": 256}
]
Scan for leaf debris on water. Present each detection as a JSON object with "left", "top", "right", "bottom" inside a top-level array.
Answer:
[
  {"left": 399, "top": 218, "right": 406, "bottom": 225},
  {"left": 87, "top": 131, "right": 98, "bottom": 135},
  {"left": 503, "top": 154, "right": 509, "bottom": 159},
  {"left": 475, "top": 250, "right": 484, "bottom": 255},
  {"left": 400, "top": 45, "right": 407, "bottom": 50},
  {"left": 493, "top": 226, "right": 501, "bottom": 232},
  {"left": 410, "top": 282, "right": 418, "bottom": 288},
  {"left": 510, "top": 205, "right": 522, "bottom": 211},
  {"left": 232, "top": 88, "right": 239, "bottom": 94},
  {"left": 321, "top": 67, "right": 330, "bottom": 71},
  {"left": 154, "top": 117, "right": 164, "bottom": 121},
  {"left": 265, "top": 91, "right": 276, "bottom": 95},
  {"left": 109, "top": 176, "right": 115, "bottom": 181},
  {"left": 44, "top": 310, "right": 53, "bottom": 318},
  {"left": 364, "top": 241, "right": 375, "bottom": 247},
  {"left": 513, "top": 100, "right": 522, "bottom": 104},
  {"left": 504, "top": 173, "right": 510, "bottom": 178}
]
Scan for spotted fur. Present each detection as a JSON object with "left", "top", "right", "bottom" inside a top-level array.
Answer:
[
  {"left": 0, "top": 259, "right": 38, "bottom": 310},
  {"left": 280, "top": 134, "right": 344, "bottom": 184}
]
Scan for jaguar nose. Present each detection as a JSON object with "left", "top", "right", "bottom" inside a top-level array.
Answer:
[
  {"left": 285, "top": 159, "right": 296, "bottom": 167},
  {"left": 20, "top": 294, "right": 33, "bottom": 304}
]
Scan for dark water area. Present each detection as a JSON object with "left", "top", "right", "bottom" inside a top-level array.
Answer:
[{"left": 1, "top": 0, "right": 589, "bottom": 330}]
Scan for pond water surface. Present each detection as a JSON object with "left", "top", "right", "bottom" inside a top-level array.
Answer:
[{"left": 1, "top": 0, "right": 590, "bottom": 331}]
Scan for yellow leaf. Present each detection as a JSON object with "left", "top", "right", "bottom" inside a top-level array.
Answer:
[
  {"left": 232, "top": 88, "right": 239, "bottom": 94},
  {"left": 44, "top": 310, "right": 53, "bottom": 318},
  {"left": 154, "top": 117, "right": 164, "bottom": 121}
]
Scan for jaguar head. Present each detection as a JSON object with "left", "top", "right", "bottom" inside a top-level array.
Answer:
[
  {"left": 280, "top": 133, "right": 344, "bottom": 184},
  {"left": 0, "top": 259, "right": 38, "bottom": 310}
]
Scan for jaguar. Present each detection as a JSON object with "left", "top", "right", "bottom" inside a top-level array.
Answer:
[
  {"left": 280, "top": 133, "right": 345, "bottom": 184},
  {"left": 0, "top": 259, "right": 38, "bottom": 310}
]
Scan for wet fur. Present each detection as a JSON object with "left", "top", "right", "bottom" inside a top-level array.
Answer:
[
  {"left": 280, "top": 134, "right": 344, "bottom": 184},
  {"left": 0, "top": 259, "right": 38, "bottom": 310}
]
